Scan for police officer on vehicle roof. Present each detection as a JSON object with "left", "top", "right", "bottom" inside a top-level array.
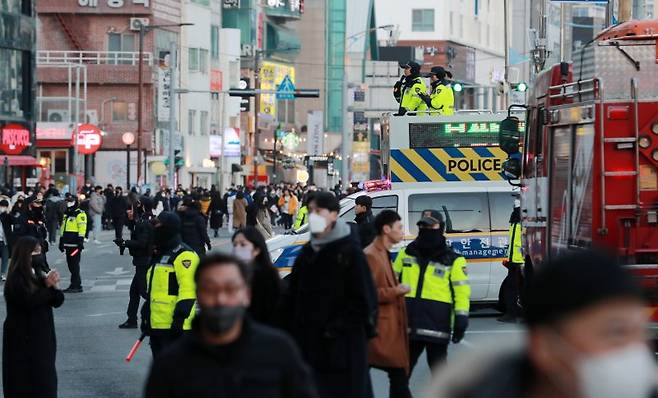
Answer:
[
  {"left": 392, "top": 209, "right": 470, "bottom": 372},
  {"left": 142, "top": 211, "right": 200, "bottom": 356},
  {"left": 420, "top": 66, "right": 455, "bottom": 116},
  {"left": 59, "top": 194, "right": 87, "bottom": 293},
  {"left": 394, "top": 61, "right": 428, "bottom": 116}
]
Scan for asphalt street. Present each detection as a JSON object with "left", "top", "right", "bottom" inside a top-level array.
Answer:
[{"left": 0, "top": 228, "right": 525, "bottom": 398}]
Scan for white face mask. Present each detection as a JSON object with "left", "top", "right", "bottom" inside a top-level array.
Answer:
[
  {"left": 514, "top": 199, "right": 521, "bottom": 208},
  {"left": 66, "top": 201, "right": 75, "bottom": 208},
  {"left": 577, "top": 343, "right": 657, "bottom": 398},
  {"left": 309, "top": 213, "right": 328, "bottom": 234},
  {"left": 233, "top": 246, "right": 254, "bottom": 262}
]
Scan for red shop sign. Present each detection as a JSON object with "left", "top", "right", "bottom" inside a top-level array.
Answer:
[
  {"left": 76, "top": 124, "right": 102, "bottom": 154},
  {"left": 0, "top": 123, "right": 31, "bottom": 155}
]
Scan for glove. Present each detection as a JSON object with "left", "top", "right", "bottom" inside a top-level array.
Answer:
[
  {"left": 452, "top": 314, "right": 469, "bottom": 343},
  {"left": 393, "top": 80, "right": 403, "bottom": 102},
  {"left": 58, "top": 241, "right": 64, "bottom": 253},
  {"left": 77, "top": 238, "right": 84, "bottom": 250},
  {"left": 140, "top": 318, "right": 151, "bottom": 336},
  {"left": 418, "top": 92, "right": 432, "bottom": 108}
]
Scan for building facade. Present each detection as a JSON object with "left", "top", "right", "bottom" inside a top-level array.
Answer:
[{"left": 1, "top": 0, "right": 38, "bottom": 188}]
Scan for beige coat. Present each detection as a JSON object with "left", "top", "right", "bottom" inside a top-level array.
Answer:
[
  {"left": 232, "top": 198, "right": 248, "bottom": 229},
  {"left": 364, "top": 237, "right": 410, "bottom": 373}
]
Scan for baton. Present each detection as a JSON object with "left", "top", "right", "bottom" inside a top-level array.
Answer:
[
  {"left": 70, "top": 248, "right": 80, "bottom": 257},
  {"left": 125, "top": 333, "right": 146, "bottom": 363}
]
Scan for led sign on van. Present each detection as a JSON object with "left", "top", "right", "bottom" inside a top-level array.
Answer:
[{"left": 409, "top": 121, "right": 526, "bottom": 148}]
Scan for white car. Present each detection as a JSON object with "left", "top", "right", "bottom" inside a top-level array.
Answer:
[{"left": 268, "top": 183, "right": 515, "bottom": 304}]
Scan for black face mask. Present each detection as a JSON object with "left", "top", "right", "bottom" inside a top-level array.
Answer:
[
  {"left": 416, "top": 228, "right": 446, "bottom": 251},
  {"left": 198, "top": 305, "right": 246, "bottom": 334}
]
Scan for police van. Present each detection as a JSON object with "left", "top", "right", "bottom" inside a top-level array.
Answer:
[{"left": 267, "top": 111, "right": 520, "bottom": 304}]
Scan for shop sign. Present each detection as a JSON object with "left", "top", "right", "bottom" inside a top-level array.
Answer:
[
  {"left": 209, "top": 129, "right": 241, "bottom": 157},
  {"left": 78, "top": 0, "right": 149, "bottom": 8},
  {"left": 76, "top": 124, "right": 103, "bottom": 154},
  {"left": 1, "top": 123, "right": 31, "bottom": 155},
  {"left": 211, "top": 69, "right": 223, "bottom": 92},
  {"left": 36, "top": 123, "right": 72, "bottom": 140}
]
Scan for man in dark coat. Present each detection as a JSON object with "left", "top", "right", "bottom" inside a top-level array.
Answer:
[
  {"left": 109, "top": 186, "right": 128, "bottom": 240},
  {"left": 145, "top": 252, "right": 318, "bottom": 398},
  {"left": 117, "top": 196, "right": 154, "bottom": 329},
  {"left": 178, "top": 197, "right": 211, "bottom": 257},
  {"left": 283, "top": 192, "right": 378, "bottom": 398},
  {"left": 353, "top": 195, "right": 376, "bottom": 248}
]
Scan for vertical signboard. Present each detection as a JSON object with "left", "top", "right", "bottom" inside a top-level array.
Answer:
[
  {"left": 307, "top": 110, "right": 323, "bottom": 156},
  {"left": 259, "top": 61, "right": 295, "bottom": 118},
  {"left": 157, "top": 51, "right": 170, "bottom": 122}
]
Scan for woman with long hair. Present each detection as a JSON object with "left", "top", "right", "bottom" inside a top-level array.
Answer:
[
  {"left": 3, "top": 236, "right": 64, "bottom": 398},
  {"left": 255, "top": 195, "right": 274, "bottom": 240},
  {"left": 232, "top": 227, "right": 281, "bottom": 326}
]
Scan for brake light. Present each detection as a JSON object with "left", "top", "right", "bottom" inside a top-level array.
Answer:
[{"left": 363, "top": 179, "right": 392, "bottom": 192}]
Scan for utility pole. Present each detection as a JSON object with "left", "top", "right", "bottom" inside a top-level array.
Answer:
[
  {"left": 560, "top": 3, "right": 566, "bottom": 62},
  {"left": 253, "top": 49, "right": 260, "bottom": 186},
  {"left": 167, "top": 40, "right": 177, "bottom": 188},
  {"left": 619, "top": 0, "right": 633, "bottom": 22},
  {"left": 503, "top": 0, "right": 510, "bottom": 109},
  {"left": 137, "top": 24, "right": 145, "bottom": 185}
]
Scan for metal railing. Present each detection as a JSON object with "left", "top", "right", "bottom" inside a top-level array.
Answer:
[{"left": 37, "top": 50, "right": 153, "bottom": 66}]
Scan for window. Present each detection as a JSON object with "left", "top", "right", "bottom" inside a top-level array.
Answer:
[
  {"left": 188, "top": 110, "right": 196, "bottom": 135},
  {"left": 200, "top": 111, "right": 208, "bottom": 135},
  {"left": 0, "top": 48, "right": 25, "bottom": 119},
  {"left": 211, "top": 26, "right": 220, "bottom": 60},
  {"left": 340, "top": 195, "right": 399, "bottom": 222},
  {"left": 107, "top": 33, "right": 135, "bottom": 64},
  {"left": 489, "top": 192, "right": 515, "bottom": 231},
  {"left": 408, "top": 193, "right": 489, "bottom": 236},
  {"left": 188, "top": 48, "right": 199, "bottom": 72},
  {"left": 54, "top": 151, "right": 67, "bottom": 173},
  {"left": 412, "top": 9, "right": 434, "bottom": 32},
  {"left": 112, "top": 101, "right": 128, "bottom": 122},
  {"left": 199, "top": 49, "right": 209, "bottom": 73},
  {"left": 474, "top": 0, "right": 479, "bottom": 16}
]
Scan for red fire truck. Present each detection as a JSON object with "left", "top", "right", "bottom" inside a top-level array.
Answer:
[{"left": 501, "top": 20, "right": 658, "bottom": 329}]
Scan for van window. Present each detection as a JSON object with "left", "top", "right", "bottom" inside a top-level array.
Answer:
[
  {"left": 408, "top": 193, "right": 489, "bottom": 236},
  {"left": 341, "top": 195, "right": 399, "bottom": 222},
  {"left": 489, "top": 192, "right": 515, "bottom": 231}
]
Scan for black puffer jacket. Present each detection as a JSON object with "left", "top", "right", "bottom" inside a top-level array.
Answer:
[
  {"left": 179, "top": 208, "right": 210, "bottom": 256},
  {"left": 124, "top": 213, "right": 154, "bottom": 265}
]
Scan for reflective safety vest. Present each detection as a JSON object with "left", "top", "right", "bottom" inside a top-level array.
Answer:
[
  {"left": 146, "top": 245, "right": 199, "bottom": 331},
  {"left": 429, "top": 83, "right": 455, "bottom": 116},
  {"left": 392, "top": 244, "right": 470, "bottom": 341},
  {"left": 293, "top": 205, "right": 308, "bottom": 230},
  {"left": 60, "top": 209, "right": 87, "bottom": 247},
  {"left": 400, "top": 77, "right": 428, "bottom": 113},
  {"left": 507, "top": 222, "right": 523, "bottom": 264}
]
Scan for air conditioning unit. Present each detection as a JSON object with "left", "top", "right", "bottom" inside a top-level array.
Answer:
[
  {"left": 85, "top": 110, "right": 98, "bottom": 125},
  {"left": 47, "top": 109, "right": 70, "bottom": 123},
  {"left": 129, "top": 18, "right": 149, "bottom": 31}
]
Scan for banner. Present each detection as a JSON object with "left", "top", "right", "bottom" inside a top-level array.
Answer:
[{"left": 307, "top": 110, "right": 323, "bottom": 156}]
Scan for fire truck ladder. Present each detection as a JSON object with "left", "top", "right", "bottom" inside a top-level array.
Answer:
[
  {"left": 599, "top": 78, "right": 642, "bottom": 233},
  {"left": 54, "top": 14, "right": 83, "bottom": 52}
]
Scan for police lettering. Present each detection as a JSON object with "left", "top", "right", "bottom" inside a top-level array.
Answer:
[{"left": 447, "top": 158, "right": 502, "bottom": 173}]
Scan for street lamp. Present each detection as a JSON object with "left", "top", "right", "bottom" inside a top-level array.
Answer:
[
  {"left": 122, "top": 132, "right": 135, "bottom": 190},
  {"left": 136, "top": 22, "right": 193, "bottom": 186}
]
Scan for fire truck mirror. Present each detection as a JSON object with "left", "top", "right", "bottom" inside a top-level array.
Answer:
[
  {"left": 502, "top": 157, "right": 521, "bottom": 180},
  {"left": 499, "top": 116, "right": 521, "bottom": 155}
]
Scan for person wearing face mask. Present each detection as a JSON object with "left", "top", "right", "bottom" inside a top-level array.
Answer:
[
  {"left": 255, "top": 195, "right": 273, "bottom": 240},
  {"left": 3, "top": 236, "right": 64, "bottom": 398},
  {"left": 499, "top": 198, "right": 523, "bottom": 323},
  {"left": 117, "top": 197, "right": 154, "bottom": 329},
  {"left": 15, "top": 199, "right": 50, "bottom": 271},
  {"left": 392, "top": 209, "right": 470, "bottom": 373},
  {"left": 143, "top": 211, "right": 200, "bottom": 356},
  {"left": 418, "top": 66, "right": 455, "bottom": 116},
  {"left": 426, "top": 250, "right": 658, "bottom": 398},
  {"left": 109, "top": 186, "right": 128, "bottom": 240},
  {"left": 354, "top": 195, "right": 376, "bottom": 248},
  {"left": 58, "top": 195, "right": 87, "bottom": 293},
  {"left": 231, "top": 227, "right": 281, "bottom": 326},
  {"left": 145, "top": 253, "right": 318, "bottom": 398},
  {"left": 395, "top": 61, "right": 428, "bottom": 116},
  {"left": 282, "top": 192, "right": 377, "bottom": 398}
]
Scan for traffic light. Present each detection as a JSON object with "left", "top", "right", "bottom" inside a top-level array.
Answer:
[
  {"left": 512, "top": 82, "right": 528, "bottom": 92},
  {"left": 452, "top": 83, "right": 463, "bottom": 93},
  {"left": 174, "top": 149, "right": 184, "bottom": 170}
]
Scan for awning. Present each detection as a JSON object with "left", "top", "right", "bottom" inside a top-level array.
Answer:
[{"left": 0, "top": 155, "right": 40, "bottom": 167}]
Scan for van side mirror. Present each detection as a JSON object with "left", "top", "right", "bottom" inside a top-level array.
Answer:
[{"left": 499, "top": 116, "right": 521, "bottom": 155}]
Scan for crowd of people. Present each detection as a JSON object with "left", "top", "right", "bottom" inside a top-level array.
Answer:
[{"left": 2, "top": 180, "right": 657, "bottom": 398}]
